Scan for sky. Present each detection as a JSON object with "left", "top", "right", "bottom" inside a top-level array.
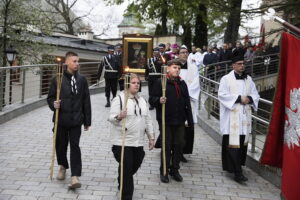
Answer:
[
  {"left": 75, "top": 0, "right": 263, "bottom": 43},
  {"left": 74, "top": 0, "right": 128, "bottom": 39}
]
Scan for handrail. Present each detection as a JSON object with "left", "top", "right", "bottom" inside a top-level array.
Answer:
[
  {"left": 0, "top": 62, "right": 103, "bottom": 112},
  {"left": 0, "top": 61, "right": 102, "bottom": 70}
]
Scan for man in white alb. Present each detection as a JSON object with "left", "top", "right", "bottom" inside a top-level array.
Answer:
[{"left": 218, "top": 56, "right": 259, "bottom": 183}]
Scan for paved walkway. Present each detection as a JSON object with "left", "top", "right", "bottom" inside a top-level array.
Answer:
[{"left": 0, "top": 89, "right": 280, "bottom": 200}]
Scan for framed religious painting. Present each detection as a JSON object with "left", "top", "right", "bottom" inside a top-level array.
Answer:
[{"left": 122, "top": 34, "right": 153, "bottom": 74}]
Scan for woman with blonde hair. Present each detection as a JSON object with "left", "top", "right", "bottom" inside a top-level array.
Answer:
[{"left": 109, "top": 73, "right": 155, "bottom": 200}]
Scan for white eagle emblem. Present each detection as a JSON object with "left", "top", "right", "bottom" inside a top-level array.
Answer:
[{"left": 284, "top": 88, "right": 300, "bottom": 149}]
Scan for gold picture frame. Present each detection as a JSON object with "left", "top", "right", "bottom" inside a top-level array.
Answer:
[{"left": 122, "top": 34, "right": 153, "bottom": 74}]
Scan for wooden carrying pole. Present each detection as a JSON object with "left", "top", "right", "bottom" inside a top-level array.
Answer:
[
  {"left": 49, "top": 58, "right": 63, "bottom": 180},
  {"left": 119, "top": 74, "right": 130, "bottom": 200},
  {"left": 161, "top": 64, "right": 167, "bottom": 176}
]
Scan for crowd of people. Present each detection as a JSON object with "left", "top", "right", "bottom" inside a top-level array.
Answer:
[
  {"left": 155, "top": 41, "right": 279, "bottom": 69},
  {"left": 47, "top": 41, "right": 260, "bottom": 199}
]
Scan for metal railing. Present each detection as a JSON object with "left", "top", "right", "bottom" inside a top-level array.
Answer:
[
  {"left": 199, "top": 53, "right": 279, "bottom": 157},
  {"left": 0, "top": 62, "right": 104, "bottom": 112}
]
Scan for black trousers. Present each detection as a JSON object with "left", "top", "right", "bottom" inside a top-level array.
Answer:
[
  {"left": 222, "top": 135, "right": 247, "bottom": 176},
  {"left": 160, "top": 124, "right": 185, "bottom": 175},
  {"left": 105, "top": 78, "right": 118, "bottom": 99},
  {"left": 56, "top": 126, "right": 82, "bottom": 176},
  {"left": 147, "top": 75, "right": 160, "bottom": 96},
  {"left": 182, "top": 126, "right": 194, "bottom": 154},
  {"left": 112, "top": 145, "right": 145, "bottom": 200}
]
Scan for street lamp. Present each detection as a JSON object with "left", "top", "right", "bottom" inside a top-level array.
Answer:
[
  {"left": 5, "top": 45, "right": 18, "bottom": 104},
  {"left": 5, "top": 46, "right": 18, "bottom": 65}
]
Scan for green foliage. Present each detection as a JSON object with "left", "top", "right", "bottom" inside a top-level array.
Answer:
[{"left": 0, "top": 0, "right": 54, "bottom": 66}]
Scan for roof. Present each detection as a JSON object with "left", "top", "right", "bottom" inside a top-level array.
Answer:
[{"left": 32, "top": 33, "right": 108, "bottom": 53}]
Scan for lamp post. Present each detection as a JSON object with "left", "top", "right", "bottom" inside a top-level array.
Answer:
[{"left": 5, "top": 46, "right": 18, "bottom": 105}]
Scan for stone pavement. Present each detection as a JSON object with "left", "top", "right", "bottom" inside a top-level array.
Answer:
[{"left": 0, "top": 89, "right": 280, "bottom": 200}]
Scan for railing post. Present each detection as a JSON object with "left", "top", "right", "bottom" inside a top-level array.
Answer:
[
  {"left": 39, "top": 66, "right": 43, "bottom": 98},
  {"left": 225, "top": 63, "right": 228, "bottom": 74},
  {"left": 251, "top": 59, "right": 254, "bottom": 77},
  {"left": 207, "top": 83, "right": 211, "bottom": 119},
  {"left": 21, "top": 68, "right": 26, "bottom": 103},
  {"left": 199, "top": 78, "right": 201, "bottom": 111},
  {"left": 0, "top": 70, "right": 4, "bottom": 111},
  {"left": 251, "top": 112, "right": 257, "bottom": 153},
  {"left": 214, "top": 65, "right": 217, "bottom": 81},
  {"left": 9, "top": 68, "right": 12, "bottom": 104}
]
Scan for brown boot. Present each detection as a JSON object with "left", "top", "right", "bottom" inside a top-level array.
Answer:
[
  {"left": 68, "top": 176, "right": 81, "bottom": 189},
  {"left": 56, "top": 165, "right": 66, "bottom": 180}
]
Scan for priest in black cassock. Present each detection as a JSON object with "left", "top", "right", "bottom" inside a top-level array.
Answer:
[{"left": 218, "top": 56, "right": 259, "bottom": 183}]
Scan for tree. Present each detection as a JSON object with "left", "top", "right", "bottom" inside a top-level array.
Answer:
[
  {"left": 223, "top": 0, "right": 243, "bottom": 44},
  {"left": 42, "top": 0, "right": 95, "bottom": 35},
  {"left": 0, "top": 0, "right": 53, "bottom": 66},
  {"left": 105, "top": 0, "right": 170, "bottom": 35},
  {"left": 193, "top": 2, "right": 208, "bottom": 48},
  {"left": 0, "top": 0, "right": 53, "bottom": 107}
]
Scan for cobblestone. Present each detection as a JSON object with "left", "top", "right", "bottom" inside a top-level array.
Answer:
[{"left": 0, "top": 89, "right": 281, "bottom": 199}]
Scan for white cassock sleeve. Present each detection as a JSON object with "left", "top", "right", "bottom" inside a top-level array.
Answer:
[
  {"left": 218, "top": 76, "right": 239, "bottom": 110},
  {"left": 248, "top": 78, "right": 260, "bottom": 111}
]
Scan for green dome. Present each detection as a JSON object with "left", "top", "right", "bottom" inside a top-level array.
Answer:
[{"left": 118, "top": 14, "right": 145, "bottom": 28}]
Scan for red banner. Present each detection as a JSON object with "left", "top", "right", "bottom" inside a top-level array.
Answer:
[{"left": 260, "top": 32, "right": 300, "bottom": 200}]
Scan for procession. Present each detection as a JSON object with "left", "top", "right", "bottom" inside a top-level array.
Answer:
[{"left": 1, "top": 0, "right": 300, "bottom": 200}]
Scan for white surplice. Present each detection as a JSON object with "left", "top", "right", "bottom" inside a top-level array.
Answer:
[
  {"left": 188, "top": 52, "right": 203, "bottom": 69},
  {"left": 180, "top": 60, "right": 201, "bottom": 123},
  {"left": 218, "top": 70, "right": 259, "bottom": 146}
]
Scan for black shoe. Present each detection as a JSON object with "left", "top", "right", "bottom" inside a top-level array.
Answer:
[
  {"left": 234, "top": 175, "right": 248, "bottom": 183},
  {"left": 160, "top": 174, "right": 169, "bottom": 183},
  {"left": 105, "top": 102, "right": 110, "bottom": 107},
  {"left": 181, "top": 155, "right": 188, "bottom": 163},
  {"left": 170, "top": 171, "right": 183, "bottom": 182},
  {"left": 240, "top": 175, "right": 248, "bottom": 181}
]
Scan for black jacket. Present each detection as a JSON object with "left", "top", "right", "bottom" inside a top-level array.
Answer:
[
  {"left": 145, "top": 57, "right": 162, "bottom": 80},
  {"left": 149, "top": 78, "right": 193, "bottom": 127},
  {"left": 232, "top": 47, "right": 246, "bottom": 58},
  {"left": 219, "top": 49, "right": 233, "bottom": 62},
  {"left": 203, "top": 53, "right": 218, "bottom": 66},
  {"left": 97, "top": 54, "right": 121, "bottom": 79},
  {"left": 47, "top": 71, "right": 92, "bottom": 128}
]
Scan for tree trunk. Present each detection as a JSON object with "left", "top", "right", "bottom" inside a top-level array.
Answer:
[
  {"left": 159, "top": 0, "right": 168, "bottom": 35},
  {"left": 182, "top": 23, "right": 192, "bottom": 50},
  {"left": 193, "top": 3, "right": 208, "bottom": 48},
  {"left": 155, "top": 24, "right": 162, "bottom": 36},
  {"left": 224, "top": 0, "right": 243, "bottom": 44},
  {"left": 66, "top": 20, "right": 74, "bottom": 35}
]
